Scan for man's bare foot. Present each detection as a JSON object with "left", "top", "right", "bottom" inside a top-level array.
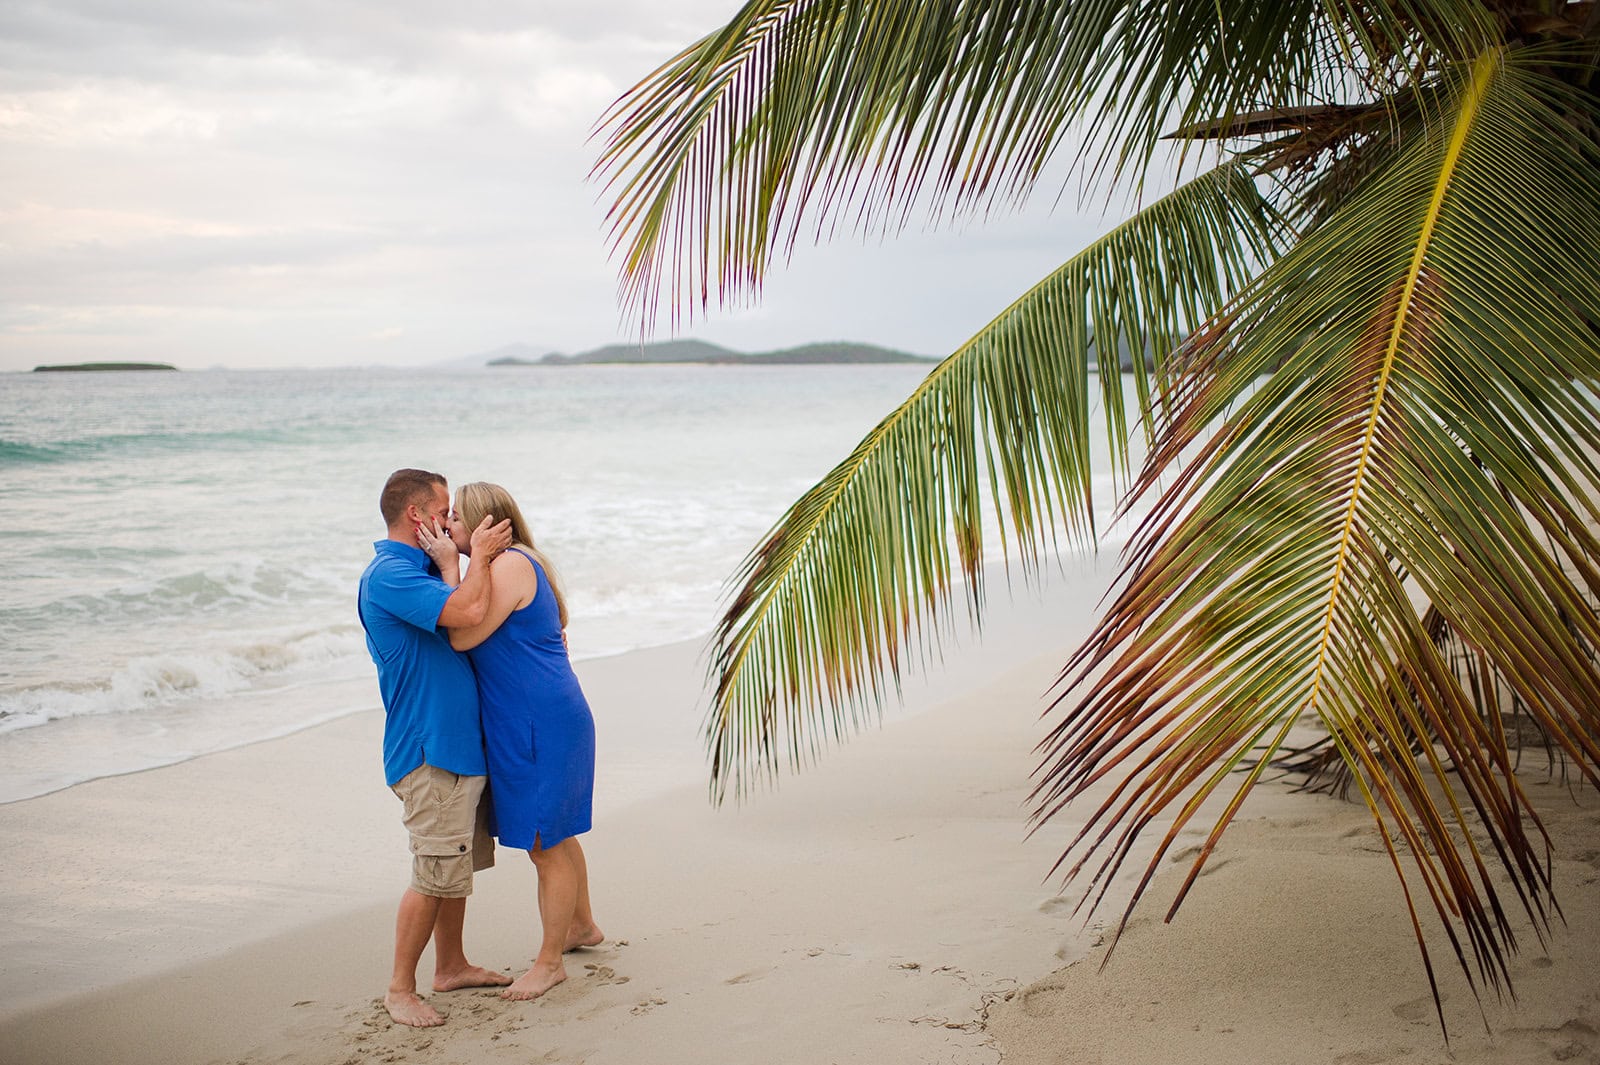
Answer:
[
  {"left": 501, "top": 961, "right": 566, "bottom": 1001},
  {"left": 385, "top": 990, "right": 445, "bottom": 1027},
  {"left": 433, "top": 963, "right": 514, "bottom": 992},
  {"left": 564, "top": 922, "right": 605, "bottom": 952}
]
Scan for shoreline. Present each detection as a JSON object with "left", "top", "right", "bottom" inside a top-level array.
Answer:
[
  {"left": 1, "top": 548, "right": 1112, "bottom": 808},
  {"left": 0, "top": 632, "right": 713, "bottom": 808}
]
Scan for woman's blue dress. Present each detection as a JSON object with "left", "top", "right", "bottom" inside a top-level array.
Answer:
[{"left": 468, "top": 548, "right": 594, "bottom": 850}]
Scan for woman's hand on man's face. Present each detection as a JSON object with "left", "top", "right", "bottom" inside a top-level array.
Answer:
[{"left": 417, "top": 517, "right": 460, "bottom": 570}]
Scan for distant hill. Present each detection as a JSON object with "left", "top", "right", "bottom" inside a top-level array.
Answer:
[
  {"left": 736, "top": 342, "right": 934, "bottom": 365},
  {"left": 450, "top": 342, "right": 559, "bottom": 369},
  {"left": 499, "top": 339, "right": 934, "bottom": 367},
  {"left": 34, "top": 361, "right": 178, "bottom": 372},
  {"left": 535, "top": 339, "right": 736, "bottom": 365}
]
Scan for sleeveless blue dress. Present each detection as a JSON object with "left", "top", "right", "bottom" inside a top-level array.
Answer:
[{"left": 467, "top": 549, "right": 594, "bottom": 850}]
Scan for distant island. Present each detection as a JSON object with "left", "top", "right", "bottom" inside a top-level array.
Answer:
[
  {"left": 482, "top": 339, "right": 933, "bottom": 367},
  {"left": 33, "top": 362, "right": 178, "bottom": 373}
]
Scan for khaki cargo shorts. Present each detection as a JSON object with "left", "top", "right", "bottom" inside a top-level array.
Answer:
[{"left": 391, "top": 764, "right": 496, "bottom": 898}]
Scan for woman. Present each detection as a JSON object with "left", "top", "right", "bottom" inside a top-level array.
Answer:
[{"left": 417, "top": 481, "right": 603, "bottom": 1001}]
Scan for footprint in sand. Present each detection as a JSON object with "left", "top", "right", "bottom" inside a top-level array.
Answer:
[
  {"left": 584, "top": 963, "right": 631, "bottom": 985},
  {"left": 631, "top": 997, "right": 667, "bottom": 1015},
  {"left": 457, "top": 998, "right": 498, "bottom": 1021},
  {"left": 723, "top": 969, "right": 767, "bottom": 985},
  {"left": 1390, "top": 995, "right": 1435, "bottom": 1023},
  {"left": 1164, "top": 847, "right": 1234, "bottom": 877},
  {"left": 1490, "top": 1019, "right": 1598, "bottom": 1063},
  {"left": 1020, "top": 980, "right": 1068, "bottom": 1018},
  {"left": 1038, "top": 896, "right": 1073, "bottom": 915},
  {"left": 1332, "top": 1050, "right": 1387, "bottom": 1065}
]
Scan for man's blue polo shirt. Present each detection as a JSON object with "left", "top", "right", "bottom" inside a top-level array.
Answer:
[{"left": 358, "top": 539, "right": 486, "bottom": 786}]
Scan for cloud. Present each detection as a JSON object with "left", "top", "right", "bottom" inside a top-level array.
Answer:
[{"left": 0, "top": 0, "right": 1124, "bottom": 371}]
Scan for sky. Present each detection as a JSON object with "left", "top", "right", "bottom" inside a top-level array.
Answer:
[{"left": 1, "top": 1, "right": 1129, "bottom": 371}]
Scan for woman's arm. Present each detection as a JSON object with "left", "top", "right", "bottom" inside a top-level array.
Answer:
[
  {"left": 418, "top": 516, "right": 513, "bottom": 629},
  {"left": 447, "top": 548, "right": 537, "bottom": 651}
]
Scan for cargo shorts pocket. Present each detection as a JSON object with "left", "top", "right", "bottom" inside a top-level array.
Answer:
[
  {"left": 410, "top": 831, "right": 475, "bottom": 897},
  {"left": 411, "top": 832, "right": 474, "bottom": 858}
]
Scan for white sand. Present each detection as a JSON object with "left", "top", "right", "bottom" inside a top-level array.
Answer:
[
  {"left": 2, "top": 558, "right": 1596, "bottom": 1065},
  {"left": 988, "top": 777, "right": 1600, "bottom": 1065}
]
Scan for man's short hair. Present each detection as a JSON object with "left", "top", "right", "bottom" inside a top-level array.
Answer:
[{"left": 380, "top": 468, "right": 446, "bottom": 526}]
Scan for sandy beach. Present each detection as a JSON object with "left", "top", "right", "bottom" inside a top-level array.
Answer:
[{"left": 3, "top": 563, "right": 1597, "bottom": 1065}]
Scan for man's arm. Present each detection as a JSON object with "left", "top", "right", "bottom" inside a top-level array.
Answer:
[{"left": 436, "top": 516, "right": 511, "bottom": 629}]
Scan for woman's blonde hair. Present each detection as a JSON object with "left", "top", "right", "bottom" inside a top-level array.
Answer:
[{"left": 454, "top": 481, "right": 568, "bottom": 628}]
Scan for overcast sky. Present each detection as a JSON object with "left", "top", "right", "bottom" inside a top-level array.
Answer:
[{"left": 1, "top": 1, "right": 1128, "bottom": 371}]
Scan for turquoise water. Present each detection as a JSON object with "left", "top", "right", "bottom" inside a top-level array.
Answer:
[{"left": 0, "top": 364, "right": 1134, "bottom": 802}]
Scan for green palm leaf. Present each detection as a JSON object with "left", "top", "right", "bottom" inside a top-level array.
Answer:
[
  {"left": 706, "top": 162, "right": 1283, "bottom": 801},
  {"left": 592, "top": 0, "right": 1491, "bottom": 329},
  {"left": 1032, "top": 47, "right": 1600, "bottom": 1018}
]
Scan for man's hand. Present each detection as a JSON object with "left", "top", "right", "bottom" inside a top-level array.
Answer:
[{"left": 470, "top": 515, "right": 513, "bottom": 562}]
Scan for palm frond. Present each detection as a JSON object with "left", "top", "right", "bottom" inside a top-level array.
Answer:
[
  {"left": 592, "top": 0, "right": 1494, "bottom": 329},
  {"left": 1279, "top": 588, "right": 1600, "bottom": 794},
  {"left": 1033, "top": 46, "right": 1600, "bottom": 1019},
  {"left": 705, "top": 162, "right": 1284, "bottom": 801}
]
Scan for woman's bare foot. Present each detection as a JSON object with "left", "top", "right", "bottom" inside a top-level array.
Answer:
[
  {"left": 501, "top": 961, "right": 567, "bottom": 1001},
  {"left": 433, "top": 963, "right": 514, "bottom": 992},
  {"left": 564, "top": 922, "right": 605, "bottom": 951},
  {"left": 384, "top": 990, "right": 445, "bottom": 1027}
]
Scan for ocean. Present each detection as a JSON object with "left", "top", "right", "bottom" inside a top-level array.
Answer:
[{"left": 0, "top": 364, "right": 1135, "bottom": 804}]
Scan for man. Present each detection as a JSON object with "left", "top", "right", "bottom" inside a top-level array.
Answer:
[{"left": 357, "top": 468, "right": 514, "bottom": 1027}]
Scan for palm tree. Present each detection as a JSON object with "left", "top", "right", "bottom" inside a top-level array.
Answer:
[{"left": 594, "top": 0, "right": 1600, "bottom": 1023}]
